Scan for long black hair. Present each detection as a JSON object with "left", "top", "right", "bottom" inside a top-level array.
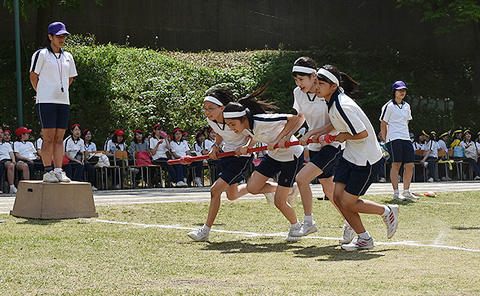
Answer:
[
  {"left": 206, "top": 88, "right": 235, "bottom": 106},
  {"left": 316, "top": 65, "right": 359, "bottom": 96},
  {"left": 292, "top": 56, "right": 317, "bottom": 77},
  {"left": 223, "top": 85, "right": 278, "bottom": 119}
]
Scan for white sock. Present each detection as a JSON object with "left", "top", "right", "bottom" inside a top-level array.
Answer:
[
  {"left": 403, "top": 189, "right": 410, "bottom": 193},
  {"left": 54, "top": 168, "right": 62, "bottom": 174},
  {"left": 394, "top": 189, "right": 399, "bottom": 195},
  {"left": 382, "top": 205, "right": 391, "bottom": 217},
  {"left": 304, "top": 214, "right": 313, "bottom": 223},
  {"left": 202, "top": 224, "right": 211, "bottom": 231},
  {"left": 291, "top": 221, "right": 301, "bottom": 228},
  {"left": 358, "top": 231, "right": 370, "bottom": 239}
]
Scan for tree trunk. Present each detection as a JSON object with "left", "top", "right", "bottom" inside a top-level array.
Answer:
[
  {"left": 473, "top": 23, "right": 480, "bottom": 105},
  {"left": 34, "top": 1, "right": 54, "bottom": 47}
]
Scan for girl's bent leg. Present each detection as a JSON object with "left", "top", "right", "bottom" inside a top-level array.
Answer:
[
  {"left": 296, "top": 162, "right": 323, "bottom": 216},
  {"left": 246, "top": 171, "right": 276, "bottom": 195},
  {"left": 205, "top": 178, "right": 230, "bottom": 227},
  {"left": 274, "top": 185, "right": 298, "bottom": 224}
]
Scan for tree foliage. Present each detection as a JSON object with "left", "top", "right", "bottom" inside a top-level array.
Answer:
[{"left": 2, "top": 0, "right": 101, "bottom": 19}]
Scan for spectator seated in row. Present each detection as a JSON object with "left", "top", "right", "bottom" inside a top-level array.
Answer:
[
  {"left": 13, "top": 127, "right": 44, "bottom": 180},
  {"left": 170, "top": 127, "right": 190, "bottom": 187},
  {"left": 0, "top": 127, "right": 18, "bottom": 193}
]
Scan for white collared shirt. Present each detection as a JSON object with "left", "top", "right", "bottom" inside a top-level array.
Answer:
[
  {"left": 207, "top": 118, "right": 250, "bottom": 154},
  {"left": 0, "top": 142, "right": 13, "bottom": 160},
  {"left": 379, "top": 99, "right": 412, "bottom": 142},
  {"left": 170, "top": 140, "right": 190, "bottom": 157},
  {"left": 328, "top": 92, "right": 382, "bottom": 166},
  {"left": 423, "top": 140, "right": 439, "bottom": 158},
  {"left": 149, "top": 136, "right": 169, "bottom": 160},
  {"left": 245, "top": 114, "right": 303, "bottom": 162},
  {"left": 14, "top": 141, "right": 37, "bottom": 160},
  {"left": 63, "top": 136, "right": 85, "bottom": 158}
]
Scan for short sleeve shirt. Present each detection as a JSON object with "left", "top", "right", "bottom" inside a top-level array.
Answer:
[
  {"left": 170, "top": 140, "right": 190, "bottom": 157},
  {"left": 14, "top": 141, "right": 37, "bottom": 160},
  {"left": 379, "top": 100, "right": 412, "bottom": 142},
  {"left": 207, "top": 118, "right": 250, "bottom": 154},
  {"left": 0, "top": 142, "right": 13, "bottom": 160},
  {"left": 149, "top": 136, "right": 169, "bottom": 160},
  {"left": 63, "top": 136, "right": 85, "bottom": 158}
]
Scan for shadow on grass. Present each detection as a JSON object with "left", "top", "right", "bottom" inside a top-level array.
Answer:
[
  {"left": 202, "top": 239, "right": 386, "bottom": 261},
  {"left": 452, "top": 226, "right": 480, "bottom": 230},
  {"left": 380, "top": 199, "right": 416, "bottom": 206},
  {"left": 16, "top": 219, "right": 62, "bottom": 225}
]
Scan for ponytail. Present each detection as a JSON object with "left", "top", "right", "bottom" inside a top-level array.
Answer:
[
  {"left": 223, "top": 84, "right": 278, "bottom": 120},
  {"left": 317, "top": 65, "right": 360, "bottom": 96}
]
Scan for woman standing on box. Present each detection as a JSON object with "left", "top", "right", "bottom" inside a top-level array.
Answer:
[
  {"left": 315, "top": 65, "right": 399, "bottom": 250},
  {"left": 29, "top": 22, "right": 77, "bottom": 183}
]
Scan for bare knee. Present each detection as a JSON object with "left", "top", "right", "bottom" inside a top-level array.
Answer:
[{"left": 246, "top": 184, "right": 261, "bottom": 195}]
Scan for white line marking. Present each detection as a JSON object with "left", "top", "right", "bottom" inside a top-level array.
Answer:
[{"left": 94, "top": 219, "right": 480, "bottom": 253}]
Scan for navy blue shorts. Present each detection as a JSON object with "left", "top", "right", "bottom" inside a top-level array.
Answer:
[
  {"left": 36, "top": 103, "right": 70, "bottom": 129},
  {"left": 219, "top": 156, "right": 252, "bottom": 185},
  {"left": 309, "top": 145, "right": 343, "bottom": 179},
  {"left": 333, "top": 157, "right": 381, "bottom": 196},
  {"left": 386, "top": 139, "right": 414, "bottom": 163},
  {"left": 255, "top": 153, "right": 304, "bottom": 187}
]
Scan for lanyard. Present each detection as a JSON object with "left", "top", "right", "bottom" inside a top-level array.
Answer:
[{"left": 54, "top": 52, "right": 64, "bottom": 92}]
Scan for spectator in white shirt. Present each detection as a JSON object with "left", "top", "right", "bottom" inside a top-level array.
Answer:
[
  {"left": 82, "top": 129, "right": 97, "bottom": 153},
  {"left": 170, "top": 128, "right": 191, "bottom": 187},
  {"left": 0, "top": 127, "right": 17, "bottom": 193},
  {"left": 13, "top": 127, "right": 44, "bottom": 180},
  {"left": 420, "top": 131, "right": 439, "bottom": 182}
]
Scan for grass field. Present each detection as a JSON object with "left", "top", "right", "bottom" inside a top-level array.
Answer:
[{"left": 1, "top": 191, "right": 479, "bottom": 295}]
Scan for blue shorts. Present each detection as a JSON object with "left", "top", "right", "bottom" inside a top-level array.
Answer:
[
  {"left": 219, "top": 156, "right": 252, "bottom": 185},
  {"left": 255, "top": 153, "right": 304, "bottom": 187},
  {"left": 386, "top": 139, "right": 414, "bottom": 163},
  {"left": 309, "top": 145, "right": 343, "bottom": 179},
  {"left": 333, "top": 157, "right": 381, "bottom": 196},
  {"left": 36, "top": 103, "right": 70, "bottom": 129}
]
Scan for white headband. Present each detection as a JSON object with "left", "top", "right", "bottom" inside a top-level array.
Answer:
[
  {"left": 204, "top": 96, "right": 223, "bottom": 106},
  {"left": 317, "top": 68, "right": 339, "bottom": 86},
  {"left": 223, "top": 110, "right": 247, "bottom": 118},
  {"left": 292, "top": 66, "right": 316, "bottom": 74}
]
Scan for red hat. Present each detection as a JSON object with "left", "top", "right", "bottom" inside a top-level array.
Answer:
[
  {"left": 196, "top": 130, "right": 204, "bottom": 135},
  {"left": 114, "top": 129, "right": 124, "bottom": 136},
  {"left": 207, "top": 127, "right": 213, "bottom": 133},
  {"left": 4, "top": 129, "right": 11, "bottom": 134},
  {"left": 153, "top": 123, "right": 161, "bottom": 130},
  {"left": 15, "top": 127, "right": 32, "bottom": 137},
  {"left": 173, "top": 128, "right": 182, "bottom": 134},
  {"left": 71, "top": 123, "right": 80, "bottom": 130},
  {"left": 134, "top": 129, "right": 142, "bottom": 134},
  {"left": 182, "top": 131, "right": 188, "bottom": 136}
]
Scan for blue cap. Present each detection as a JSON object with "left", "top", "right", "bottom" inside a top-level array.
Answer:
[
  {"left": 392, "top": 81, "right": 408, "bottom": 90},
  {"left": 48, "top": 22, "right": 70, "bottom": 35}
]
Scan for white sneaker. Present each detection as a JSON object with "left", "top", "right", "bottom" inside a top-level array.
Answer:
[
  {"left": 382, "top": 205, "right": 399, "bottom": 239},
  {"left": 393, "top": 192, "right": 405, "bottom": 201},
  {"left": 289, "top": 221, "right": 318, "bottom": 237},
  {"left": 91, "top": 186, "right": 98, "bottom": 191},
  {"left": 287, "top": 183, "right": 299, "bottom": 205},
  {"left": 263, "top": 192, "right": 275, "bottom": 205},
  {"left": 286, "top": 224, "right": 302, "bottom": 242},
  {"left": 113, "top": 183, "right": 121, "bottom": 189},
  {"left": 475, "top": 176, "right": 480, "bottom": 180},
  {"left": 193, "top": 177, "right": 203, "bottom": 187},
  {"left": 378, "top": 177, "right": 386, "bottom": 183},
  {"left": 43, "top": 171, "right": 59, "bottom": 183},
  {"left": 55, "top": 170, "right": 71, "bottom": 183},
  {"left": 339, "top": 223, "right": 355, "bottom": 244},
  {"left": 423, "top": 161, "right": 429, "bottom": 168},
  {"left": 341, "top": 236, "right": 374, "bottom": 251},
  {"left": 402, "top": 190, "right": 419, "bottom": 200},
  {"left": 188, "top": 227, "right": 210, "bottom": 241},
  {"left": 427, "top": 177, "right": 434, "bottom": 182},
  {"left": 9, "top": 185, "right": 17, "bottom": 194},
  {"left": 176, "top": 180, "right": 188, "bottom": 187}
]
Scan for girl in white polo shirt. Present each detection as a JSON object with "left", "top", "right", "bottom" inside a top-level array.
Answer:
[
  {"left": 316, "top": 65, "right": 399, "bottom": 250},
  {"left": 0, "top": 127, "right": 17, "bottom": 193},
  {"left": 380, "top": 81, "right": 417, "bottom": 201},
  {"left": 289, "top": 57, "right": 353, "bottom": 244},
  {"left": 13, "top": 127, "right": 44, "bottom": 180},
  {"left": 223, "top": 87, "right": 306, "bottom": 242},
  {"left": 29, "top": 22, "right": 77, "bottom": 183},
  {"left": 188, "top": 88, "right": 277, "bottom": 242},
  {"left": 170, "top": 128, "right": 191, "bottom": 187}
]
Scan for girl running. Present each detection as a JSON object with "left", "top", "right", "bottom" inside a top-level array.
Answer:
[
  {"left": 315, "top": 65, "right": 399, "bottom": 250},
  {"left": 223, "top": 87, "right": 305, "bottom": 242},
  {"left": 188, "top": 88, "right": 277, "bottom": 242},
  {"left": 289, "top": 57, "right": 354, "bottom": 244}
]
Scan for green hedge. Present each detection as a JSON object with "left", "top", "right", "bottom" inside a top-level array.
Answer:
[{"left": 0, "top": 36, "right": 477, "bottom": 146}]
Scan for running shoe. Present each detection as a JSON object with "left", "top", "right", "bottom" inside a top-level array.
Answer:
[
  {"left": 341, "top": 236, "right": 374, "bottom": 251},
  {"left": 263, "top": 192, "right": 275, "bottom": 205},
  {"left": 55, "top": 170, "right": 71, "bottom": 183},
  {"left": 286, "top": 224, "right": 302, "bottom": 242},
  {"left": 9, "top": 185, "right": 18, "bottom": 194},
  {"left": 193, "top": 177, "right": 203, "bottom": 187},
  {"left": 188, "top": 227, "right": 210, "bottom": 242},
  {"left": 287, "top": 183, "right": 299, "bottom": 205},
  {"left": 382, "top": 205, "right": 399, "bottom": 239},
  {"left": 402, "top": 190, "right": 419, "bottom": 200},
  {"left": 289, "top": 221, "right": 318, "bottom": 237},
  {"left": 393, "top": 192, "right": 405, "bottom": 201},
  {"left": 176, "top": 180, "right": 188, "bottom": 187},
  {"left": 339, "top": 223, "right": 355, "bottom": 244},
  {"left": 43, "top": 170, "right": 59, "bottom": 183}
]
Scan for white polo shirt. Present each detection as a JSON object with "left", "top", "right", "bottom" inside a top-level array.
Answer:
[
  {"left": 204, "top": 139, "right": 214, "bottom": 151},
  {"left": 13, "top": 141, "right": 37, "bottom": 160},
  {"left": 35, "top": 138, "right": 43, "bottom": 150},
  {"left": 149, "top": 136, "right": 169, "bottom": 160},
  {"left": 0, "top": 142, "right": 13, "bottom": 160},
  {"left": 244, "top": 114, "right": 303, "bottom": 162},
  {"left": 170, "top": 140, "right": 190, "bottom": 158},
  {"left": 30, "top": 46, "right": 78, "bottom": 105},
  {"left": 292, "top": 87, "right": 340, "bottom": 151},
  {"left": 84, "top": 142, "right": 97, "bottom": 153},
  {"left": 63, "top": 136, "right": 85, "bottom": 159},
  {"left": 379, "top": 99, "right": 412, "bottom": 142},
  {"left": 422, "top": 140, "right": 439, "bottom": 158},
  {"left": 207, "top": 118, "right": 250, "bottom": 154},
  {"left": 328, "top": 92, "right": 382, "bottom": 166},
  {"left": 438, "top": 139, "right": 448, "bottom": 153}
]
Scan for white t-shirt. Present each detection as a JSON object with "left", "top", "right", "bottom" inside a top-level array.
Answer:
[
  {"left": 63, "top": 136, "right": 85, "bottom": 159},
  {"left": 107, "top": 141, "right": 126, "bottom": 154},
  {"left": 423, "top": 140, "right": 439, "bottom": 158},
  {"left": 437, "top": 139, "right": 448, "bottom": 153},
  {"left": 35, "top": 138, "right": 43, "bottom": 150},
  {"left": 149, "top": 136, "right": 169, "bottom": 160},
  {"left": 292, "top": 87, "right": 340, "bottom": 151},
  {"left": 84, "top": 142, "right": 97, "bottom": 153},
  {"left": 328, "top": 92, "right": 382, "bottom": 166},
  {"left": 207, "top": 118, "right": 250, "bottom": 154},
  {"left": 379, "top": 99, "right": 412, "bottom": 142},
  {"left": 193, "top": 141, "right": 207, "bottom": 155},
  {"left": 14, "top": 141, "right": 37, "bottom": 160},
  {"left": 204, "top": 139, "right": 214, "bottom": 151},
  {"left": 0, "top": 142, "right": 13, "bottom": 161},
  {"left": 170, "top": 140, "right": 190, "bottom": 158},
  {"left": 245, "top": 114, "right": 303, "bottom": 162},
  {"left": 30, "top": 46, "right": 78, "bottom": 105}
]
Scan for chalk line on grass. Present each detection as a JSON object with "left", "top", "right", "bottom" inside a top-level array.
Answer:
[{"left": 94, "top": 219, "right": 480, "bottom": 253}]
